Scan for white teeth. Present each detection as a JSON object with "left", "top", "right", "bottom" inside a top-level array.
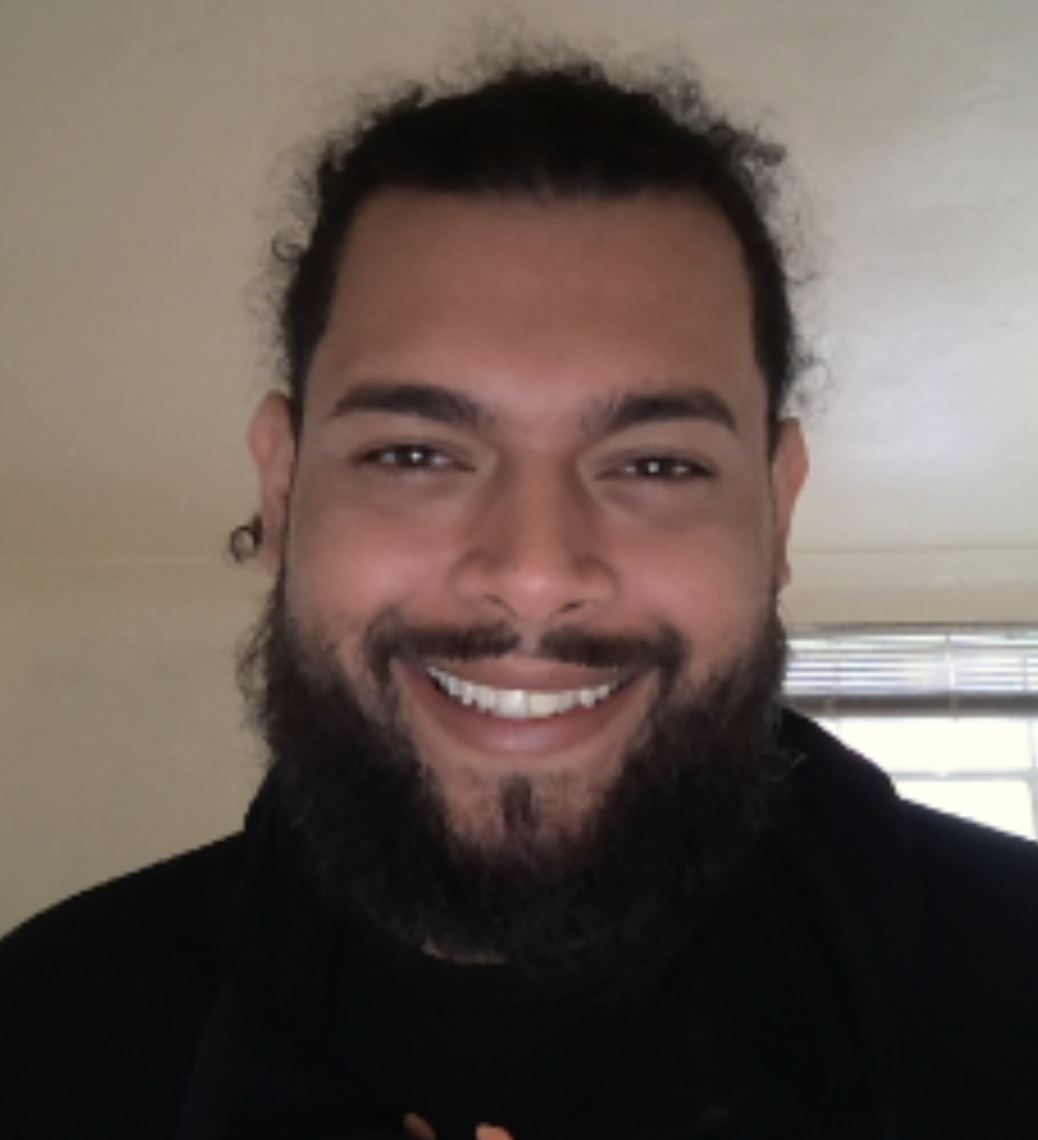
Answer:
[
  {"left": 497, "top": 690, "right": 529, "bottom": 719},
  {"left": 528, "top": 692, "right": 557, "bottom": 717},
  {"left": 426, "top": 666, "right": 623, "bottom": 721}
]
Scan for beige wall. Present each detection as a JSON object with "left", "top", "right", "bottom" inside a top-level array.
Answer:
[{"left": 0, "top": 562, "right": 262, "bottom": 934}]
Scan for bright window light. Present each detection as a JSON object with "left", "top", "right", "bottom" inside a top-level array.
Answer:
[{"left": 788, "top": 629, "right": 1038, "bottom": 841}]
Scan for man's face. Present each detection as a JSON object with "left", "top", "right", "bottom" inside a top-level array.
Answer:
[{"left": 250, "top": 190, "right": 807, "bottom": 852}]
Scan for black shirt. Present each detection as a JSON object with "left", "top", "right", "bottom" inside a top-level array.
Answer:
[
  {"left": 6, "top": 713, "right": 1038, "bottom": 1139},
  {"left": 302, "top": 859, "right": 868, "bottom": 1140}
]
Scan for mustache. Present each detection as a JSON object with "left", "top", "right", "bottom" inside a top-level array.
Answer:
[{"left": 363, "top": 613, "right": 687, "bottom": 683}]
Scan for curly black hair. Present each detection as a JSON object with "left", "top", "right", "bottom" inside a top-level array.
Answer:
[{"left": 269, "top": 48, "right": 807, "bottom": 437}]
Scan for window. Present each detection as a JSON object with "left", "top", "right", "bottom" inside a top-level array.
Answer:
[{"left": 785, "top": 628, "right": 1038, "bottom": 841}]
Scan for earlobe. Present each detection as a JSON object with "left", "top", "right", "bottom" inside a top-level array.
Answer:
[
  {"left": 771, "top": 418, "right": 809, "bottom": 590},
  {"left": 247, "top": 391, "right": 297, "bottom": 574}
]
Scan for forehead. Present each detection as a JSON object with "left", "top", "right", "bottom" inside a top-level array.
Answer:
[{"left": 307, "top": 190, "right": 764, "bottom": 434}]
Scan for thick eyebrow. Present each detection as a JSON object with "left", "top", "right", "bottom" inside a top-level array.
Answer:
[
  {"left": 328, "top": 380, "right": 491, "bottom": 429},
  {"left": 585, "top": 387, "right": 739, "bottom": 438}
]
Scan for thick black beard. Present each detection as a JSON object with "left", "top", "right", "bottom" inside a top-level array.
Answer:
[{"left": 239, "top": 583, "right": 789, "bottom": 981}]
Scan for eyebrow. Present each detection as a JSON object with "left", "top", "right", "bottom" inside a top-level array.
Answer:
[
  {"left": 327, "top": 379, "right": 738, "bottom": 438},
  {"left": 586, "top": 387, "right": 739, "bottom": 438},
  {"left": 328, "top": 380, "right": 490, "bottom": 429}
]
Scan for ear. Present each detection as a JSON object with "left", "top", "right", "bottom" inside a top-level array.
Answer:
[
  {"left": 247, "top": 392, "right": 297, "bottom": 574},
  {"left": 769, "top": 418, "right": 809, "bottom": 591}
]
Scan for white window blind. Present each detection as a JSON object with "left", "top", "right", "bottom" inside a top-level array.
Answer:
[
  {"left": 784, "top": 627, "right": 1038, "bottom": 839},
  {"left": 785, "top": 627, "right": 1038, "bottom": 716}
]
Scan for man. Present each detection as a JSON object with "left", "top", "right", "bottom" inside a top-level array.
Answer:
[{"left": 3, "top": 48, "right": 1038, "bottom": 1140}]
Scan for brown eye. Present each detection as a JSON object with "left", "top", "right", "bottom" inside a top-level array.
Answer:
[
  {"left": 621, "top": 456, "right": 711, "bottom": 480},
  {"left": 365, "top": 445, "right": 452, "bottom": 470}
]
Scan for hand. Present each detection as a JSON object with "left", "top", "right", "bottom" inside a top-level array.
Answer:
[{"left": 403, "top": 1114, "right": 514, "bottom": 1140}]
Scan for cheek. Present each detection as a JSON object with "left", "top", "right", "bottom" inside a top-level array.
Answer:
[
  {"left": 283, "top": 481, "right": 456, "bottom": 637},
  {"left": 621, "top": 512, "right": 778, "bottom": 656}
]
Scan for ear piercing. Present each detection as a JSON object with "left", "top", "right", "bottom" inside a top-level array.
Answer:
[{"left": 227, "top": 515, "right": 263, "bottom": 563}]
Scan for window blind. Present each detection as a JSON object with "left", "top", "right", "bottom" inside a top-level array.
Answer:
[{"left": 785, "top": 627, "right": 1038, "bottom": 715}]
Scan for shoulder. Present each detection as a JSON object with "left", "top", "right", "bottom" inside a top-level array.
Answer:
[
  {"left": 901, "top": 798, "right": 1038, "bottom": 971},
  {"left": 898, "top": 799, "right": 1038, "bottom": 1008},
  {"left": 898, "top": 805, "right": 1038, "bottom": 1132},
  {"left": 906, "top": 796, "right": 1038, "bottom": 899},
  {"left": 780, "top": 706, "right": 1038, "bottom": 917},
  {"left": 0, "top": 836, "right": 244, "bottom": 1135},
  {"left": 0, "top": 834, "right": 245, "bottom": 983},
  {"left": 780, "top": 711, "right": 1038, "bottom": 1131}
]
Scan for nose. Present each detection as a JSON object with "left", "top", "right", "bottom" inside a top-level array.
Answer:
[{"left": 451, "top": 465, "right": 617, "bottom": 631}]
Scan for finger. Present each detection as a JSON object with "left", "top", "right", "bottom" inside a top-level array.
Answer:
[
  {"left": 404, "top": 1113, "right": 437, "bottom": 1140},
  {"left": 476, "top": 1126, "right": 514, "bottom": 1140}
]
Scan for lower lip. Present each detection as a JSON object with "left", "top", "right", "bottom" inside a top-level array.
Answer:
[{"left": 397, "top": 661, "right": 648, "bottom": 762}]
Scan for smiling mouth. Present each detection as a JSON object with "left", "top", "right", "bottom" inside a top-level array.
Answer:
[{"left": 425, "top": 665, "right": 629, "bottom": 721}]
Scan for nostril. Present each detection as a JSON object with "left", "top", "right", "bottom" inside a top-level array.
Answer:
[{"left": 452, "top": 499, "right": 616, "bottom": 624}]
